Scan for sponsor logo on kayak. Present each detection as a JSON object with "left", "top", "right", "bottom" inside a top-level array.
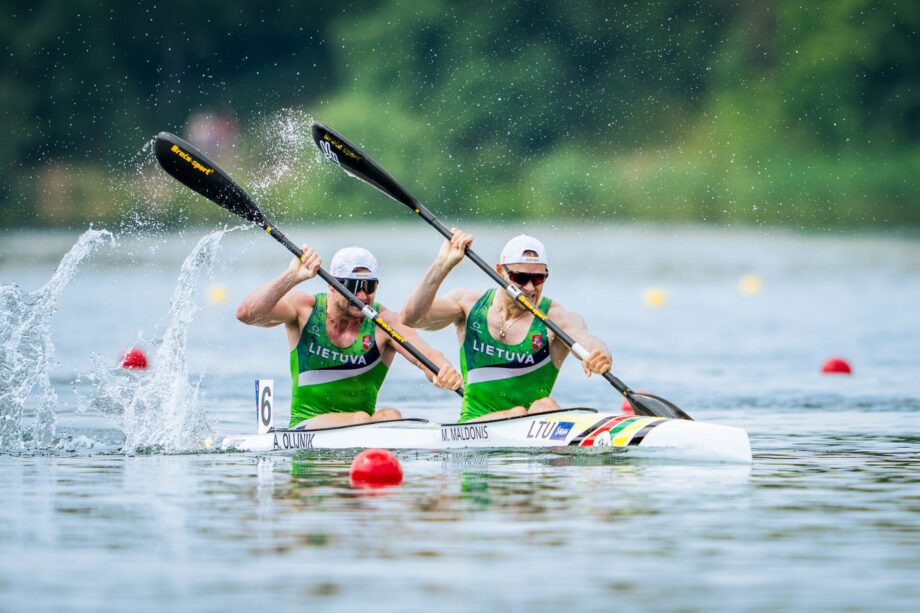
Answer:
[
  {"left": 471, "top": 339, "right": 535, "bottom": 364},
  {"left": 274, "top": 431, "right": 315, "bottom": 450},
  {"left": 531, "top": 334, "right": 543, "bottom": 350},
  {"left": 441, "top": 424, "right": 489, "bottom": 442},
  {"left": 362, "top": 335, "right": 372, "bottom": 350},
  {"left": 307, "top": 342, "right": 367, "bottom": 365},
  {"left": 528, "top": 419, "right": 570, "bottom": 440},
  {"left": 170, "top": 144, "right": 214, "bottom": 175},
  {"left": 550, "top": 421, "right": 574, "bottom": 440}
]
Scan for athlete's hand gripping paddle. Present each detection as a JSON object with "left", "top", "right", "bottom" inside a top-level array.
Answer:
[
  {"left": 154, "top": 131, "right": 462, "bottom": 397},
  {"left": 310, "top": 122, "right": 690, "bottom": 420}
]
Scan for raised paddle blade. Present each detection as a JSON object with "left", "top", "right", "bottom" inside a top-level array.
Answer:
[
  {"left": 311, "top": 122, "right": 419, "bottom": 211},
  {"left": 627, "top": 393, "right": 693, "bottom": 420},
  {"left": 154, "top": 132, "right": 267, "bottom": 227}
]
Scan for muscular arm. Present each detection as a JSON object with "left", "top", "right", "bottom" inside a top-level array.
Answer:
[
  {"left": 236, "top": 245, "right": 320, "bottom": 327},
  {"left": 235, "top": 271, "right": 302, "bottom": 327},
  {"left": 401, "top": 280, "right": 469, "bottom": 331},
  {"left": 548, "top": 302, "right": 613, "bottom": 376},
  {"left": 401, "top": 228, "right": 472, "bottom": 331}
]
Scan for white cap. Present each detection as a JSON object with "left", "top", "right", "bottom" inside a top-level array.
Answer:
[
  {"left": 499, "top": 234, "right": 548, "bottom": 266},
  {"left": 329, "top": 246, "right": 378, "bottom": 279}
]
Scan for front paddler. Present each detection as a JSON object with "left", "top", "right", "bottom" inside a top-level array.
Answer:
[
  {"left": 401, "top": 232, "right": 612, "bottom": 423},
  {"left": 237, "top": 245, "right": 462, "bottom": 428}
]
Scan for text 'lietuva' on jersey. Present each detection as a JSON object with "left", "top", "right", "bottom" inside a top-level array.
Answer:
[
  {"left": 289, "top": 293, "right": 388, "bottom": 426},
  {"left": 459, "top": 289, "right": 559, "bottom": 422}
]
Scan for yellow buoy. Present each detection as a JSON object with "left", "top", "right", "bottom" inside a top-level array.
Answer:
[
  {"left": 643, "top": 287, "right": 667, "bottom": 308},
  {"left": 207, "top": 283, "right": 228, "bottom": 305},
  {"left": 739, "top": 274, "right": 763, "bottom": 296}
]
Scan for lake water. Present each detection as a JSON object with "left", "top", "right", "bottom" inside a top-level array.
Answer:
[{"left": 2, "top": 223, "right": 919, "bottom": 611}]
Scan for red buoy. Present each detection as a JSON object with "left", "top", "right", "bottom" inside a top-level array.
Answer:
[
  {"left": 821, "top": 357, "right": 852, "bottom": 375},
  {"left": 121, "top": 347, "right": 148, "bottom": 370},
  {"left": 350, "top": 449, "right": 403, "bottom": 488}
]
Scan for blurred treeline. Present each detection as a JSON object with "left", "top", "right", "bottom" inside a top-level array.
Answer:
[{"left": 1, "top": 0, "right": 917, "bottom": 229}]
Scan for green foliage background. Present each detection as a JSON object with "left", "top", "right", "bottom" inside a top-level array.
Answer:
[{"left": 1, "top": 0, "right": 917, "bottom": 228}]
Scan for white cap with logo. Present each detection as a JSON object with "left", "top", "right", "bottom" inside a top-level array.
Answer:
[
  {"left": 329, "top": 246, "right": 379, "bottom": 279},
  {"left": 499, "top": 234, "right": 548, "bottom": 266}
]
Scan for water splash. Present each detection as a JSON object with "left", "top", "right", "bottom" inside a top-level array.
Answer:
[
  {"left": 0, "top": 229, "right": 114, "bottom": 454},
  {"left": 250, "top": 108, "right": 321, "bottom": 196},
  {"left": 82, "top": 229, "right": 232, "bottom": 453},
  {"left": 117, "top": 138, "right": 176, "bottom": 236}
]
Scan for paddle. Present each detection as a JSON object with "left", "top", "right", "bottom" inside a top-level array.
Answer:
[
  {"left": 311, "top": 122, "right": 691, "bottom": 420},
  {"left": 154, "top": 131, "right": 462, "bottom": 397}
]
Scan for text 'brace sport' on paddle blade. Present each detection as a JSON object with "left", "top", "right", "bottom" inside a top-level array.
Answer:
[{"left": 154, "top": 132, "right": 267, "bottom": 227}]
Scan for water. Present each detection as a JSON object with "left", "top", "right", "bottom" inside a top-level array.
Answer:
[{"left": 1, "top": 223, "right": 919, "bottom": 611}]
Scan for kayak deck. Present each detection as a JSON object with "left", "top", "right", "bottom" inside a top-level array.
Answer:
[{"left": 219, "top": 408, "right": 752, "bottom": 463}]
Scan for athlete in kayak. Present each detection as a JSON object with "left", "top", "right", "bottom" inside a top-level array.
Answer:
[
  {"left": 237, "top": 245, "right": 462, "bottom": 428},
  {"left": 401, "top": 232, "right": 612, "bottom": 423}
]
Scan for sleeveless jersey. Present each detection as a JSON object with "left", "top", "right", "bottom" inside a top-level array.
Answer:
[
  {"left": 459, "top": 289, "right": 559, "bottom": 422},
  {"left": 289, "top": 293, "right": 388, "bottom": 426}
]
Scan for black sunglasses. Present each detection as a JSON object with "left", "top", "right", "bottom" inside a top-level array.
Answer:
[
  {"left": 335, "top": 277, "right": 379, "bottom": 295},
  {"left": 502, "top": 265, "right": 548, "bottom": 287}
]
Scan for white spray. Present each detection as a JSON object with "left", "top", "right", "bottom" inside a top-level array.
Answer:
[
  {"left": 0, "top": 229, "right": 114, "bottom": 453},
  {"left": 84, "top": 229, "right": 233, "bottom": 453}
]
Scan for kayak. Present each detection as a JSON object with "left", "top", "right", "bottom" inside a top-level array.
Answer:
[
  {"left": 217, "top": 381, "right": 752, "bottom": 463},
  {"left": 219, "top": 410, "right": 751, "bottom": 463}
]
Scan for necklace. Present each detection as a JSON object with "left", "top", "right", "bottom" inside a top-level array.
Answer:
[{"left": 496, "top": 308, "right": 517, "bottom": 341}]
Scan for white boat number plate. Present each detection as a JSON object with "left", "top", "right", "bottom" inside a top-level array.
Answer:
[{"left": 256, "top": 379, "right": 274, "bottom": 434}]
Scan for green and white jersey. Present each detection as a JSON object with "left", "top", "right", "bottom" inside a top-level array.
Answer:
[
  {"left": 459, "top": 289, "right": 559, "bottom": 422},
  {"left": 289, "top": 293, "right": 388, "bottom": 426}
]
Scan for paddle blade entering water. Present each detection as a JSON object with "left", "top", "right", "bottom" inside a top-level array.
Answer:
[
  {"left": 154, "top": 132, "right": 266, "bottom": 227},
  {"left": 627, "top": 393, "right": 693, "bottom": 420}
]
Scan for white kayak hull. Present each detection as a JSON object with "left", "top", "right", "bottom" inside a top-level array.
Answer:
[{"left": 218, "top": 408, "right": 752, "bottom": 463}]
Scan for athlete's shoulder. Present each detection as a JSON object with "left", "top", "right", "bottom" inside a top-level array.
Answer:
[
  {"left": 546, "top": 299, "right": 588, "bottom": 331},
  {"left": 544, "top": 297, "right": 566, "bottom": 315},
  {"left": 288, "top": 291, "right": 318, "bottom": 329},
  {"left": 375, "top": 304, "right": 413, "bottom": 336},
  {"left": 374, "top": 304, "right": 424, "bottom": 350},
  {"left": 376, "top": 303, "right": 397, "bottom": 322},
  {"left": 544, "top": 297, "right": 576, "bottom": 319},
  {"left": 448, "top": 287, "right": 486, "bottom": 307},
  {"left": 288, "top": 291, "right": 317, "bottom": 310}
]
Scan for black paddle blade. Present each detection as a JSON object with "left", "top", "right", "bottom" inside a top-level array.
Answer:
[
  {"left": 154, "top": 132, "right": 267, "bottom": 227},
  {"left": 311, "top": 122, "right": 419, "bottom": 210},
  {"left": 627, "top": 393, "right": 693, "bottom": 420}
]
